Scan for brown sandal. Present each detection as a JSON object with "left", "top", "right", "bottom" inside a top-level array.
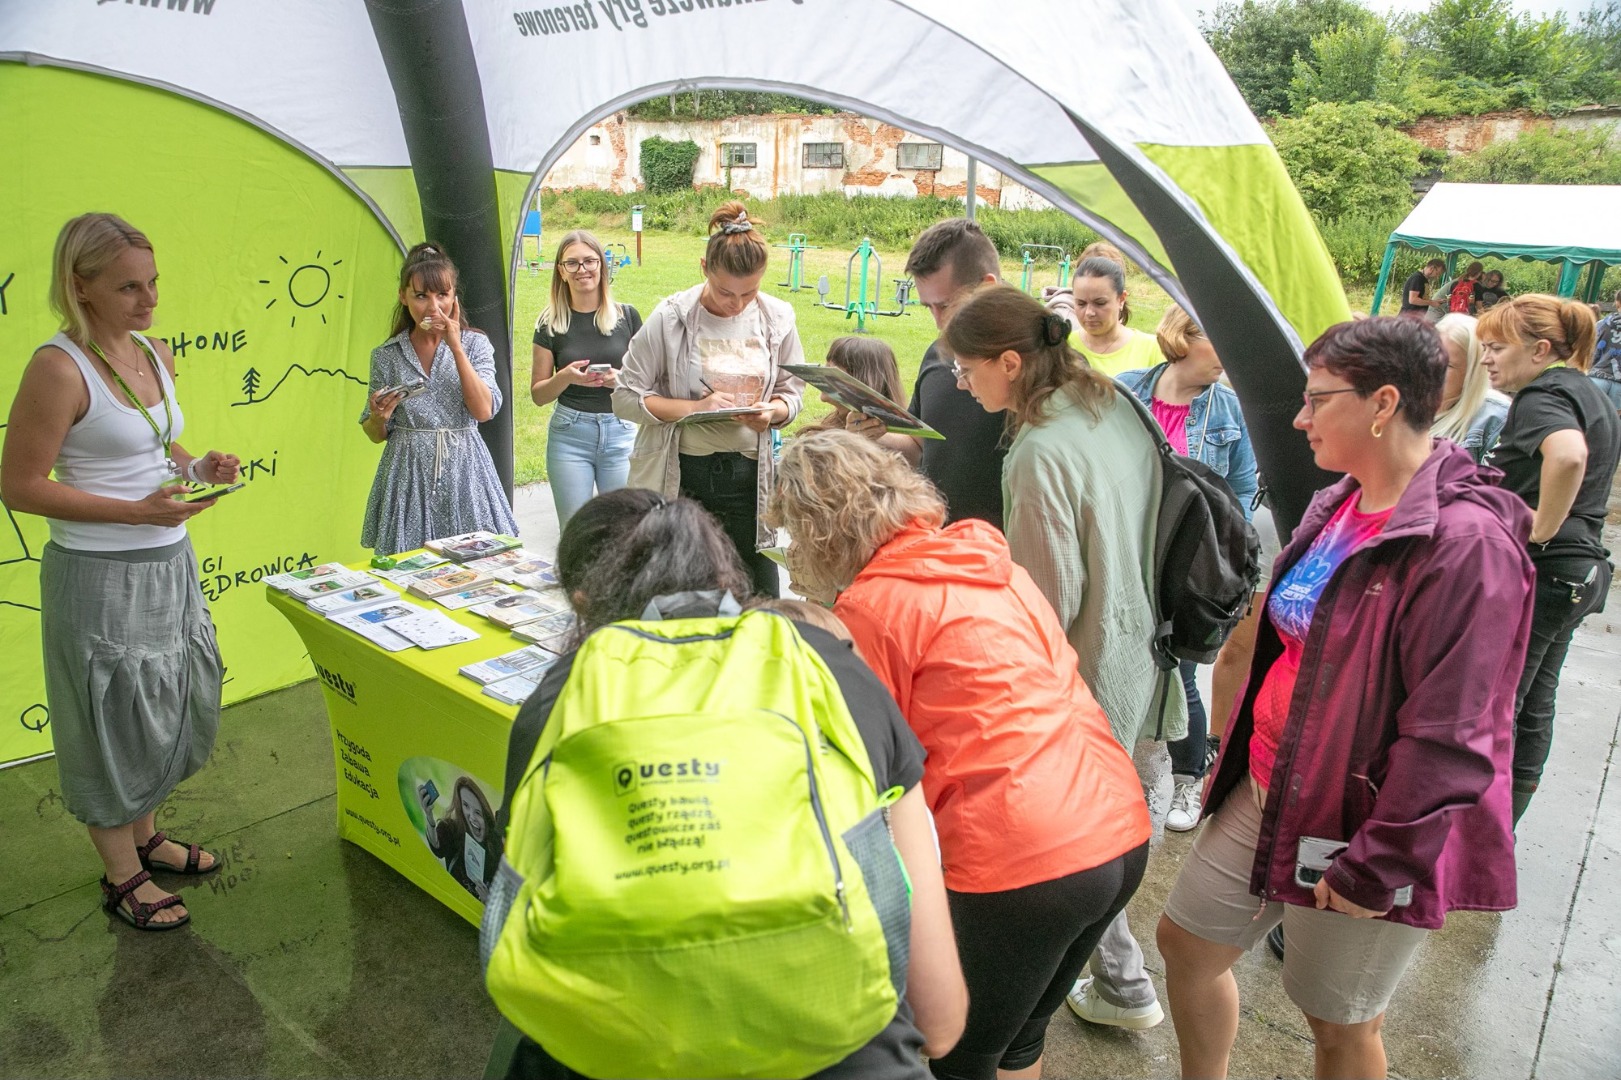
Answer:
[
  {"left": 100, "top": 870, "right": 190, "bottom": 931},
  {"left": 136, "top": 830, "right": 217, "bottom": 875}
]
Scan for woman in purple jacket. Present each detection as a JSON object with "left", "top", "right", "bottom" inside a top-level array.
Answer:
[{"left": 1156, "top": 317, "right": 1535, "bottom": 1080}]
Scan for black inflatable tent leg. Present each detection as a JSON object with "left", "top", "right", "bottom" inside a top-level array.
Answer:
[{"left": 366, "top": 0, "right": 515, "bottom": 502}]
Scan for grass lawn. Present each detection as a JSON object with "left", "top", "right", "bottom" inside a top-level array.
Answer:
[{"left": 508, "top": 228, "right": 1186, "bottom": 484}]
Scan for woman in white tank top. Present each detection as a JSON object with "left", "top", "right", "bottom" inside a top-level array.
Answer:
[{"left": 0, "top": 213, "right": 241, "bottom": 931}]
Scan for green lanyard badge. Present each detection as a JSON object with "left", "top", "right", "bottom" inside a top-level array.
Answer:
[{"left": 88, "top": 336, "right": 175, "bottom": 471}]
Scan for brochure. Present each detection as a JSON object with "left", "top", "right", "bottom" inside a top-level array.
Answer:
[
  {"left": 288, "top": 571, "right": 378, "bottom": 600},
  {"left": 384, "top": 611, "right": 482, "bottom": 650},
  {"left": 510, "top": 609, "right": 576, "bottom": 653},
  {"left": 464, "top": 549, "right": 539, "bottom": 575},
  {"left": 426, "top": 531, "right": 523, "bottom": 563},
  {"left": 490, "top": 556, "right": 554, "bottom": 583},
  {"left": 406, "top": 564, "right": 493, "bottom": 599},
  {"left": 435, "top": 582, "right": 518, "bottom": 611},
  {"left": 676, "top": 406, "right": 766, "bottom": 425},
  {"left": 305, "top": 582, "right": 400, "bottom": 616},
  {"left": 781, "top": 364, "right": 944, "bottom": 440},
  {"left": 471, "top": 591, "right": 569, "bottom": 628},
  {"left": 374, "top": 551, "right": 450, "bottom": 583},
  {"left": 264, "top": 562, "right": 352, "bottom": 591},
  {"left": 483, "top": 671, "right": 543, "bottom": 706},
  {"left": 328, "top": 601, "right": 423, "bottom": 651},
  {"left": 458, "top": 646, "right": 559, "bottom": 685}
]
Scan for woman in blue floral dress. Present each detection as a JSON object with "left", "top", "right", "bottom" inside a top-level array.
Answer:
[{"left": 360, "top": 243, "right": 517, "bottom": 555}]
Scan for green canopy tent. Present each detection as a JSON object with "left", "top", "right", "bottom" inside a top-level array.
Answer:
[{"left": 1371, "top": 182, "right": 1621, "bottom": 313}]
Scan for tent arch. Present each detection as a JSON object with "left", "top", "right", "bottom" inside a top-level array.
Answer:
[{"left": 506, "top": 80, "right": 1183, "bottom": 313}]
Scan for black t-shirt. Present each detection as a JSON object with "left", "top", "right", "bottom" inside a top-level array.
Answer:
[
  {"left": 1399, "top": 271, "right": 1430, "bottom": 313},
  {"left": 1478, "top": 285, "right": 1507, "bottom": 308},
  {"left": 908, "top": 342, "right": 1007, "bottom": 531},
  {"left": 500, "top": 618, "right": 930, "bottom": 1080},
  {"left": 1486, "top": 366, "right": 1621, "bottom": 563},
  {"left": 532, "top": 305, "right": 643, "bottom": 413}
]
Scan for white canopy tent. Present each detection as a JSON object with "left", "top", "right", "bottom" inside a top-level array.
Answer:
[
  {"left": 0, "top": 0, "right": 1349, "bottom": 768},
  {"left": 1371, "top": 182, "right": 1621, "bottom": 312}
]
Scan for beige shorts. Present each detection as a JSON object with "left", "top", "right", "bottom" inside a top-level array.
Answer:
[{"left": 1163, "top": 781, "right": 1427, "bottom": 1025}]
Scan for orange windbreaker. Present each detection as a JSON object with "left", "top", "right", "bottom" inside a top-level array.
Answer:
[{"left": 835, "top": 519, "right": 1151, "bottom": 893}]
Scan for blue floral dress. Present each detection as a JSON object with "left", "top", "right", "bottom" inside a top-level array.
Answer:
[{"left": 360, "top": 329, "right": 517, "bottom": 555}]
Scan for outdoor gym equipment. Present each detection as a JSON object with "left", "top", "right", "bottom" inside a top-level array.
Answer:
[
  {"left": 775, "top": 233, "right": 820, "bottom": 292},
  {"left": 1019, "top": 244, "right": 1072, "bottom": 295},
  {"left": 815, "top": 238, "right": 908, "bottom": 333},
  {"left": 603, "top": 243, "right": 631, "bottom": 282}
]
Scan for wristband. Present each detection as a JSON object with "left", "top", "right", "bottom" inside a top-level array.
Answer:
[{"left": 187, "top": 457, "right": 207, "bottom": 484}]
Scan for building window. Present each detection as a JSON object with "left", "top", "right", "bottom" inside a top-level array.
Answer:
[
  {"left": 589, "top": 134, "right": 601, "bottom": 145},
  {"left": 721, "top": 142, "right": 757, "bottom": 168},
  {"left": 803, "top": 142, "right": 844, "bottom": 169},
  {"left": 898, "top": 142, "right": 944, "bottom": 171}
]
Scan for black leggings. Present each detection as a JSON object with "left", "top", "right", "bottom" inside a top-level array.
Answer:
[
  {"left": 678, "top": 451, "right": 780, "bottom": 599},
  {"left": 929, "top": 843, "right": 1149, "bottom": 1079}
]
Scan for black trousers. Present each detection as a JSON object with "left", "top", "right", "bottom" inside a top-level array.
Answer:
[
  {"left": 929, "top": 843, "right": 1150, "bottom": 1079},
  {"left": 678, "top": 451, "right": 780, "bottom": 599},
  {"left": 1512, "top": 555, "right": 1611, "bottom": 792}
]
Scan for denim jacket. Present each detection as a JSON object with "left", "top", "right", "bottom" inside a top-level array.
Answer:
[{"left": 1118, "top": 365, "right": 1259, "bottom": 520}]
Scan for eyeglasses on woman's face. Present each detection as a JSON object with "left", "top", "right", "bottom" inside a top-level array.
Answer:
[
  {"left": 561, "top": 257, "right": 601, "bottom": 274},
  {"left": 1300, "top": 388, "right": 1361, "bottom": 416}
]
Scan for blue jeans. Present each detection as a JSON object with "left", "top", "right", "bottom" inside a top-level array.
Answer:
[
  {"left": 1590, "top": 374, "right": 1621, "bottom": 413},
  {"left": 1167, "top": 659, "right": 1208, "bottom": 779},
  {"left": 546, "top": 404, "right": 634, "bottom": 530}
]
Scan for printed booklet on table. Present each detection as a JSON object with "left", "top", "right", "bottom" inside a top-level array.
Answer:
[
  {"left": 306, "top": 582, "right": 400, "bottom": 616},
  {"left": 472, "top": 591, "right": 569, "bottom": 628},
  {"left": 426, "top": 531, "right": 523, "bottom": 563},
  {"left": 458, "top": 646, "right": 559, "bottom": 685},
  {"left": 435, "top": 582, "right": 518, "bottom": 611},
  {"left": 384, "top": 611, "right": 482, "bottom": 650}
]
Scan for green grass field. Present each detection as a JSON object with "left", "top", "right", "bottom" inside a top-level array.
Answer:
[{"left": 506, "top": 228, "right": 1230, "bottom": 485}]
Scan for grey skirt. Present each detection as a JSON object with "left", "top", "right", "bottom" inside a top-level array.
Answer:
[{"left": 40, "top": 537, "right": 223, "bottom": 828}]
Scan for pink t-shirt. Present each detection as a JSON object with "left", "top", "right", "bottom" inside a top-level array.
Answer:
[
  {"left": 1149, "top": 397, "right": 1191, "bottom": 456},
  {"left": 1250, "top": 493, "right": 1393, "bottom": 789}
]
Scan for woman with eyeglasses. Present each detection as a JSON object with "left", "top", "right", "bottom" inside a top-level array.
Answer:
[
  {"left": 614, "top": 201, "right": 804, "bottom": 597},
  {"left": 1157, "top": 316, "right": 1535, "bottom": 1080},
  {"left": 531, "top": 231, "right": 643, "bottom": 529}
]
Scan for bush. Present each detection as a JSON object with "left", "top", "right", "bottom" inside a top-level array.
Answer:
[
  {"left": 1271, "top": 101, "right": 1423, "bottom": 220},
  {"left": 639, "top": 137, "right": 701, "bottom": 195},
  {"left": 1443, "top": 125, "right": 1621, "bottom": 184}
]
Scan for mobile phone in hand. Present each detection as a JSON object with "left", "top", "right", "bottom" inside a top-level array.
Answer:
[{"left": 176, "top": 482, "right": 245, "bottom": 503}]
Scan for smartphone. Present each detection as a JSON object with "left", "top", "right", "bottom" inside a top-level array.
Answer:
[
  {"left": 586, "top": 363, "right": 613, "bottom": 374},
  {"left": 1295, "top": 836, "right": 1412, "bottom": 906},
  {"left": 176, "top": 483, "right": 245, "bottom": 503},
  {"left": 420, "top": 779, "right": 439, "bottom": 807}
]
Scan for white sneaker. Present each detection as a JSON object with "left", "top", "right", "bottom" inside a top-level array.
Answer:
[
  {"left": 1165, "top": 774, "right": 1202, "bottom": 833},
  {"left": 1064, "top": 977, "right": 1165, "bottom": 1030}
]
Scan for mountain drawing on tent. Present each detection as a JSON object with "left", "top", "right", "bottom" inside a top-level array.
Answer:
[{"left": 233, "top": 362, "right": 366, "bottom": 407}]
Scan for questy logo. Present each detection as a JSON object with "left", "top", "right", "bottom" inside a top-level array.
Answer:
[{"left": 612, "top": 757, "right": 723, "bottom": 795}]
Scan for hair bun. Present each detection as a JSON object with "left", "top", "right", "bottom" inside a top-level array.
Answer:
[{"left": 1041, "top": 312, "right": 1069, "bottom": 347}]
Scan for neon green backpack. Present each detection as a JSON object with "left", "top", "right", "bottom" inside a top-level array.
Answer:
[{"left": 481, "top": 608, "right": 910, "bottom": 1079}]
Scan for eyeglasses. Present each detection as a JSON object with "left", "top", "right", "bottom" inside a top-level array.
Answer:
[
  {"left": 561, "top": 258, "right": 601, "bottom": 273},
  {"left": 951, "top": 360, "right": 974, "bottom": 381},
  {"left": 1301, "top": 388, "right": 1361, "bottom": 415}
]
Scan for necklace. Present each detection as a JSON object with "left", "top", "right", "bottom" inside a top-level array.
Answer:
[
  {"left": 87, "top": 335, "right": 174, "bottom": 467},
  {"left": 92, "top": 338, "right": 146, "bottom": 378}
]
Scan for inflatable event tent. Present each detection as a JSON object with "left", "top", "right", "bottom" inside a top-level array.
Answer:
[{"left": 0, "top": 0, "right": 1349, "bottom": 769}]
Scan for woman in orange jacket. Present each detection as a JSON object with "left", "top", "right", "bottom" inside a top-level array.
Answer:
[{"left": 770, "top": 429, "right": 1151, "bottom": 1080}]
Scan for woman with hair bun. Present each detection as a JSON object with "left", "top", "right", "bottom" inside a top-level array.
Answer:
[
  {"left": 360, "top": 242, "right": 516, "bottom": 555},
  {"left": 613, "top": 201, "right": 804, "bottom": 597},
  {"left": 1478, "top": 295, "right": 1621, "bottom": 824}
]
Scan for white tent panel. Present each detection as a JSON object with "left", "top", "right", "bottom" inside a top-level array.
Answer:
[
  {"left": 1394, "top": 183, "right": 1621, "bottom": 257},
  {"left": 894, "top": 0, "right": 1268, "bottom": 151},
  {"left": 467, "top": 0, "right": 1098, "bottom": 176},
  {"left": 0, "top": 0, "right": 407, "bottom": 167}
]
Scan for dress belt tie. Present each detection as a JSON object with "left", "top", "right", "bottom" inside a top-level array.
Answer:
[{"left": 394, "top": 425, "right": 473, "bottom": 497}]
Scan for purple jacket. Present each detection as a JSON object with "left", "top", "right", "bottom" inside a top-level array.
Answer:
[{"left": 1205, "top": 441, "right": 1534, "bottom": 929}]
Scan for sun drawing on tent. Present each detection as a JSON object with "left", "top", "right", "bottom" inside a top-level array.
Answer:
[{"left": 260, "top": 252, "right": 346, "bottom": 327}]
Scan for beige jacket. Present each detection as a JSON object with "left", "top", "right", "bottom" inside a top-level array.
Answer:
[{"left": 612, "top": 284, "right": 804, "bottom": 547}]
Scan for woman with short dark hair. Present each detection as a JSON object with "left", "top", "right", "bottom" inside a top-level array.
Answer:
[{"left": 1157, "top": 316, "right": 1536, "bottom": 1080}]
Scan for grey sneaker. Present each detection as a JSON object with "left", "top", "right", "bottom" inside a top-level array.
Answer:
[
  {"left": 1064, "top": 977, "right": 1165, "bottom": 1030},
  {"left": 1165, "top": 774, "right": 1202, "bottom": 833}
]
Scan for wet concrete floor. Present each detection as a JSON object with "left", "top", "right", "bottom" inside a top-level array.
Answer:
[{"left": 1, "top": 489, "right": 1616, "bottom": 1079}]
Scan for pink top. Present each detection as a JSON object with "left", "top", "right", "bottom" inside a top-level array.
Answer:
[
  {"left": 1149, "top": 397, "right": 1191, "bottom": 456},
  {"left": 1251, "top": 493, "right": 1393, "bottom": 788}
]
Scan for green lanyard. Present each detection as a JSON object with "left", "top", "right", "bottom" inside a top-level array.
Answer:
[{"left": 87, "top": 335, "right": 174, "bottom": 462}]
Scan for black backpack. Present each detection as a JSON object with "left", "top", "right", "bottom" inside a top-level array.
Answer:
[{"left": 1117, "top": 386, "right": 1263, "bottom": 670}]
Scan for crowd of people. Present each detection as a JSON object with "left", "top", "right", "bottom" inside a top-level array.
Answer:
[{"left": 3, "top": 206, "right": 1619, "bottom": 1079}]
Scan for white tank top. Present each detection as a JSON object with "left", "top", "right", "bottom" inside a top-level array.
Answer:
[{"left": 47, "top": 332, "right": 188, "bottom": 552}]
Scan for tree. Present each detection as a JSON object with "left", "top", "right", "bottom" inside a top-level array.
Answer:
[
  {"left": 639, "top": 137, "right": 701, "bottom": 194},
  {"left": 1287, "top": 20, "right": 1411, "bottom": 112},
  {"left": 241, "top": 367, "right": 262, "bottom": 402},
  {"left": 626, "top": 91, "right": 836, "bottom": 121},
  {"left": 1443, "top": 125, "right": 1621, "bottom": 184},
  {"left": 1203, "top": 0, "right": 1375, "bottom": 116},
  {"left": 1270, "top": 101, "right": 1423, "bottom": 219}
]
